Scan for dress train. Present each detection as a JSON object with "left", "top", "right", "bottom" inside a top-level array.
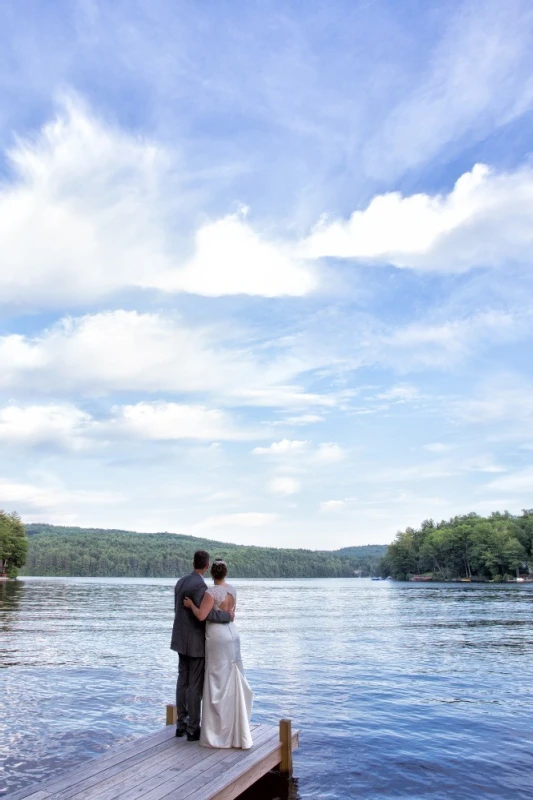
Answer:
[{"left": 201, "top": 621, "right": 253, "bottom": 749}]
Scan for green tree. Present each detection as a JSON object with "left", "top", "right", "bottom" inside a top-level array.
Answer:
[
  {"left": 381, "top": 510, "right": 530, "bottom": 581},
  {"left": 469, "top": 522, "right": 525, "bottom": 579},
  {"left": 0, "top": 511, "right": 28, "bottom": 578}
]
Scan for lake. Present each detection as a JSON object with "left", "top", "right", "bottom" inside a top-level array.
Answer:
[{"left": 1, "top": 577, "right": 532, "bottom": 799}]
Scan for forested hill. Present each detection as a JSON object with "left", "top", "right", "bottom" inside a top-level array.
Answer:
[{"left": 22, "top": 524, "right": 388, "bottom": 578}]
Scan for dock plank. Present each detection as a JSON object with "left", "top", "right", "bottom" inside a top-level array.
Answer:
[
  {"left": 66, "top": 734, "right": 241, "bottom": 800},
  {"left": 6, "top": 722, "right": 298, "bottom": 800},
  {"left": 185, "top": 730, "right": 299, "bottom": 800},
  {"left": 134, "top": 726, "right": 281, "bottom": 800},
  {"left": 50, "top": 737, "right": 181, "bottom": 800},
  {"left": 49, "top": 724, "right": 275, "bottom": 800},
  {"left": 51, "top": 724, "right": 258, "bottom": 800},
  {"left": 36, "top": 728, "right": 176, "bottom": 796},
  {"left": 97, "top": 725, "right": 279, "bottom": 800},
  {"left": 6, "top": 793, "right": 52, "bottom": 800},
  {"left": 176, "top": 731, "right": 281, "bottom": 800}
]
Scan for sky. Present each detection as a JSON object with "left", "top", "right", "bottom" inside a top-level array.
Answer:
[{"left": 0, "top": 0, "right": 532, "bottom": 549}]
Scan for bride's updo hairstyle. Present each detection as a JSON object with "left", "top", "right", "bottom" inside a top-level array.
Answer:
[{"left": 211, "top": 559, "right": 228, "bottom": 581}]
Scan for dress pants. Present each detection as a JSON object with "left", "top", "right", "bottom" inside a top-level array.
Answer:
[{"left": 176, "top": 654, "right": 205, "bottom": 734}]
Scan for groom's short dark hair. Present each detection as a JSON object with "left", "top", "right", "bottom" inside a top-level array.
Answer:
[{"left": 193, "top": 550, "right": 209, "bottom": 569}]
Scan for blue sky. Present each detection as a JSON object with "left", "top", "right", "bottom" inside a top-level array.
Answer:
[{"left": 1, "top": 0, "right": 532, "bottom": 548}]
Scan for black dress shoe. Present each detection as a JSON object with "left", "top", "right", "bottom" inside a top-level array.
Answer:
[
  {"left": 187, "top": 730, "right": 201, "bottom": 742},
  {"left": 175, "top": 727, "right": 187, "bottom": 738}
]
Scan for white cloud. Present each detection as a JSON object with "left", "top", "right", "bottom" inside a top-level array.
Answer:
[
  {"left": 0, "top": 404, "right": 93, "bottom": 450},
  {"left": 0, "top": 310, "right": 329, "bottom": 408},
  {"left": 313, "top": 442, "right": 344, "bottom": 465},
  {"left": 110, "top": 402, "right": 257, "bottom": 441},
  {"left": 267, "top": 476, "right": 301, "bottom": 496},
  {"left": 304, "top": 163, "right": 533, "bottom": 272},
  {"left": 0, "top": 401, "right": 264, "bottom": 451},
  {"left": 157, "top": 211, "right": 316, "bottom": 297},
  {"left": 0, "top": 97, "right": 168, "bottom": 306},
  {"left": 319, "top": 500, "right": 346, "bottom": 512},
  {"left": 252, "top": 439, "right": 344, "bottom": 470},
  {"left": 252, "top": 439, "right": 308, "bottom": 456},
  {"left": 0, "top": 310, "right": 223, "bottom": 393},
  {"left": 0, "top": 98, "right": 316, "bottom": 307},
  {"left": 0, "top": 478, "right": 123, "bottom": 514}
]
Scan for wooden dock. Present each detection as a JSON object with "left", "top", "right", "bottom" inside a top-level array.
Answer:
[{"left": 6, "top": 713, "right": 299, "bottom": 800}]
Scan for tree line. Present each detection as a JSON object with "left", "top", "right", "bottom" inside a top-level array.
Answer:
[
  {"left": 21, "top": 523, "right": 387, "bottom": 578},
  {"left": 7, "top": 510, "right": 532, "bottom": 582},
  {"left": 0, "top": 511, "right": 28, "bottom": 578},
  {"left": 380, "top": 510, "right": 533, "bottom": 581}
]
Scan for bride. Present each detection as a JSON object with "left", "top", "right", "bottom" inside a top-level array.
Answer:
[{"left": 183, "top": 559, "right": 253, "bottom": 749}]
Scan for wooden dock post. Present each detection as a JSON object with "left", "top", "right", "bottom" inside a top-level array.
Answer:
[
  {"left": 166, "top": 703, "right": 177, "bottom": 726},
  {"left": 279, "top": 718, "right": 293, "bottom": 776}
]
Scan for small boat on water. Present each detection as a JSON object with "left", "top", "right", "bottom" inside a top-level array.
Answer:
[
  {"left": 410, "top": 575, "right": 432, "bottom": 582},
  {"left": 371, "top": 577, "right": 382, "bottom": 581}
]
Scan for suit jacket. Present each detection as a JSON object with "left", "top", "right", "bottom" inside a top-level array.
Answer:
[{"left": 170, "top": 571, "right": 231, "bottom": 657}]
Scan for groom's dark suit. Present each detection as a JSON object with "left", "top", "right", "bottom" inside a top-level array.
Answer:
[{"left": 170, "top": 571, "right": 231, "bottom": 735}]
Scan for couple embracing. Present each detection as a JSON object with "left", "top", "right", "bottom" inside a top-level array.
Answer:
[{"left": 170, "top": 549, "right": 254, "bottom": 749}]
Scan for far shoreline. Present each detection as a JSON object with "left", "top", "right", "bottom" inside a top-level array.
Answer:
[{"left": 10, "top": 574, "right": 533, "bottom": 585}]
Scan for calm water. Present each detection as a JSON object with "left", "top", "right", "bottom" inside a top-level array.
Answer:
[{"left": 1, "top": 577, "right": 533, "bottom": 799}]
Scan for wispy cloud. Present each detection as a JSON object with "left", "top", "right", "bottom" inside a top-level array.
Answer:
[
  {"left": 373, "top": 311, "right": 525, "bottom": 370},
  {"left": 454, "top": 377, "right": 533, "bottom": 441},
  {"left": 362, "top": 0, "right": 533, "bottom": 178},
  {"left": 486, "top": 468, "right": 533, "bottom": 494}
]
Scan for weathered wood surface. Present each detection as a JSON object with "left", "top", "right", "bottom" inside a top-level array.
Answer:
[{"left": 6, "top": 723, "right": 299, "bottom": 800}]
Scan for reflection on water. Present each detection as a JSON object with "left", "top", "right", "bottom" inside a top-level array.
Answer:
[{"left": 1, "top": 578, "right": 533, "bottom": 799}]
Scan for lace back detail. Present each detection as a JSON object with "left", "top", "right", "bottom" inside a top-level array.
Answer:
[{"left": 208, "top": 585, "right": 228, "bottom": 611}]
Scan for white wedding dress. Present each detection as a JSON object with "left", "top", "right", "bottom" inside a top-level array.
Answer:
[{"left": 201, "top": 583, "right": 254, "bottom": 749}]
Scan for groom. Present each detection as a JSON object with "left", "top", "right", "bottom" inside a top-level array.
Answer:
[{"left": 170, "top": 549, "right": 233, "bottom": 741}]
